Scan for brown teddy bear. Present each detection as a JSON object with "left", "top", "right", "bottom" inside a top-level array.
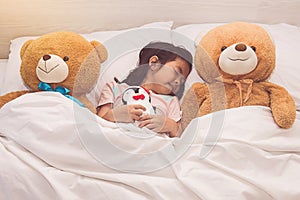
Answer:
[
  {"left": 0, "top": 31, "right": 107, "bottom": 113},
  {"left": 181, "top": 22, "right": 296, "bottom": 129}
]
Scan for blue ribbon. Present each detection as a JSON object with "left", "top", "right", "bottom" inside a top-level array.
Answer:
[{"left": 38, "top": 82, "right": 85, "bottom": 107}]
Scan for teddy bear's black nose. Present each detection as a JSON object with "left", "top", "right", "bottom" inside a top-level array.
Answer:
[
  {"left": 43, "top": 54, "right": 51, "bottom": 61},
  {"left": 235, "top": 43, "right": 247, "bottom": 51}
]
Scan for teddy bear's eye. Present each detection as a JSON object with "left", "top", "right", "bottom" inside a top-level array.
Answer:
[
  {"left": 250, "top": 46, "right": 256, "bottom": 52},
  {"left": 63, "top": 56, "right": 69, "bottom": 62},
  {"left": 221, "top": 46, "right": 227, "bottom": 51}
]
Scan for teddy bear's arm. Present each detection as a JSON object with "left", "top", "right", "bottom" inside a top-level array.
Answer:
[
  {"left": 0, "top": 90, "right": 29, "bottom": 108},
  {"left": 264, "top": 82, "right": 296, "bottom": 129},
  {"left": 76, "top": 96, "right": 97, "bottom": 114},
  {"left": 181, "top": 83, "right": 208, "bottom": 130}
]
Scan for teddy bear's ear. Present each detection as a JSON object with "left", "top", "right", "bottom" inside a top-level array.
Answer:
[
  {"left": 195, "top": 44, "right": 221, "bottom": 83},
  {"left": 20, "top": 40, "right": 33, "bottom": 59},
  {"left": 90, "top": 41, "right": 108, "bottom": 63}
]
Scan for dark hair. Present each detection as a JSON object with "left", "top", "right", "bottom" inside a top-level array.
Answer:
[{"left": 117, "top": 42, "right": 193, "bottom": 99}]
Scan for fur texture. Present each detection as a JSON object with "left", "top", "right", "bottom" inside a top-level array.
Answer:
[{"left": 181, "top": 22, "right": 296, "bottom": 129}]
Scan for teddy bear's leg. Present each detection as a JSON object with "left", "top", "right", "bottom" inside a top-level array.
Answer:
[{"left": 0, "top": 91, "right": 29, "bottom": 108}]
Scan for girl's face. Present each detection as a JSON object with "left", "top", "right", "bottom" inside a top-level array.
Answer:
[{"left": 143, "top": 56, "right": 190, "bottom": 95}]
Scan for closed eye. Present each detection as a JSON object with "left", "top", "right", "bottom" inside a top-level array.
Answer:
[
  {"left": 177, "top": 68, "right": 187, "bottom": 82},
  {"left": 174, "top": 67, "right": 183, "bottom": 77},
  {"left": 178, "top": 67, "right": 183, "bottom": 74}
]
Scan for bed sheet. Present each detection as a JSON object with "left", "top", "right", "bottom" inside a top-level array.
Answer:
[{"left": 0, "top": 92, "right": 299, "bottom": 199}]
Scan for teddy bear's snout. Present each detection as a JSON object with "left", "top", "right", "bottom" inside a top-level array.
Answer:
[
  {"left": 36, "top": 54, "right": 69, "bottom": 83},
  {"left": 218, "top": 42, "right": 258, "bottom": 75},
  {"left": 235, "top": 43, "right": 247, "bottom": 52}
]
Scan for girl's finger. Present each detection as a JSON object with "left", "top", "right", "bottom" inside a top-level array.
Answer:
[
  {"left": 131, "top": 114, "right": 141, "bottom": 121},
  {"left": 145, "top": 122, "right": 157, "bottom": 130},
  {"left": 132, "top": 104, "right": 146, "bottom": 111},
  {"left": 139, "top": 114, "right": 152, "bottom": 121},
  {"left": 132, "top": 109, "right": 143, "bottom": 116},
  {"left": 138, "top": 119, "right": 151, "bottom": 128}
]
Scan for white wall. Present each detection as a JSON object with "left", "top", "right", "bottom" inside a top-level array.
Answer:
[{"left": 0, "top": 0, "right": 299, "bottom": 58}]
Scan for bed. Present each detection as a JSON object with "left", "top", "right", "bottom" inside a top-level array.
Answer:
[{"left": 0, "top": 1, "right": 300, "bottom": 199}]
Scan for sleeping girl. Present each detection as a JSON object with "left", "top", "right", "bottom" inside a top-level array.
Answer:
[{"left": 96, "top": 42, "right": 193, "bottom": 137}]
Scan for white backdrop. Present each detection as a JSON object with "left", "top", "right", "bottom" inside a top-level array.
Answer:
[{"left": 0, "top": 0, "right": 300, "bottom": 58}]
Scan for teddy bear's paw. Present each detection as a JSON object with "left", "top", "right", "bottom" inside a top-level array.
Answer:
[{"left": 275, "top": 114, "right": 296, "bottom": 129}]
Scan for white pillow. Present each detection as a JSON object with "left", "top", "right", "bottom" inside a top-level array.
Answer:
[
  {"left": 171, "top": 23, "right": 225, "bottom": 93},
  {"left": 89, "top": 24, "right": 199, "bottom": 105},
  {"left": 172, "top": 23, "right": 300, "bottom": 111},
  {"left": 265, "top": 24, "right": 300, "bottom": 111},
  {"left": 0, "top": 59, "right": 8, "bottom": 95},
  {"left": 1, "top": 21, "right": 173, "bottom": 97},
  {"left": 2, "top": 36, "right": 39, "bottom": 95},
  {"left": 87, "top": 22, "right": 174, "bottom": 105}
]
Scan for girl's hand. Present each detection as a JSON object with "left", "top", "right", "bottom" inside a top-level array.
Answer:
[
  {"left": 112, "top": 104, "right": 146, "bottom": 122},
  {"left": 138, "top": 115, "right": 180, "bottom": 137},
  {"left": 97, "top": 103, "right": 146, "bottom": 123}
]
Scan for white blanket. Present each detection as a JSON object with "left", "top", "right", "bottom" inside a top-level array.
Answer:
[{"left": 0, "top": 92, "right": 300, "bottom": 200}]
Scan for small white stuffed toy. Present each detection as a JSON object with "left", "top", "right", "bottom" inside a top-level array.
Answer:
[
  {"left": 122, "top": 86, "right": 155, "bottom": 115},
  {"left": 119, "top": 86, "right": 158, "bottom": 135}
]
